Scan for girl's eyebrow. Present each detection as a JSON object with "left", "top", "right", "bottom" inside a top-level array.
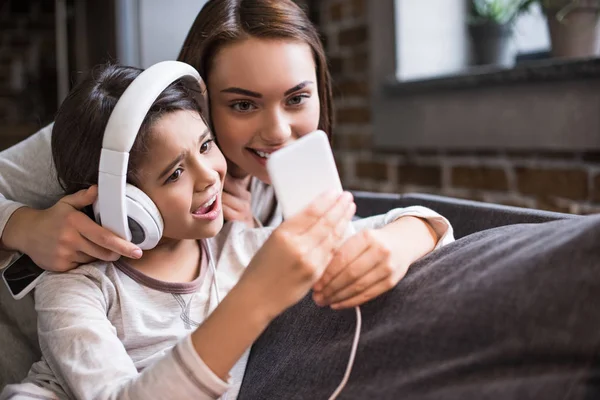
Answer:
[
  {"left": 157, "top": 129, "right": 211, "bottom": 180},
  {"left": 220, "top": 81, "right": 314, "bottom": 98}
]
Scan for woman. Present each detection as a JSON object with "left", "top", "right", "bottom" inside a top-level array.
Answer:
[{"left": 0, "top": 0, "right": 452, "bottom": 388}]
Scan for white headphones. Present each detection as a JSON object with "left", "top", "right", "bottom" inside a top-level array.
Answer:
[{"left": 93, "top": 60, "right": 207, "bottom": 250}]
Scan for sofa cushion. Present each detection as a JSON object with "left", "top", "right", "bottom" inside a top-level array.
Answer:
[{"left": 239, "top": 214, "right": 600, "bottom": 400}]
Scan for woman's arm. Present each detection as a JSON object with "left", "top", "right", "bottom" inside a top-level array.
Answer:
[
  {"left": 0, "top": 125, "right": 63, "bottom": 245},
  {"left": 0, "top": 125, "right": 142, "bottom": 271},
  {"left": 0, "top": 124, "right": 63, "bottom": 209},
  {"left": 313, "top": 206, "right": 455, "bottom": 309}
]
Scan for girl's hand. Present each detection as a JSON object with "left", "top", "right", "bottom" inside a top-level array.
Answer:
[
  {"left": 239, "top": 191, "right": 356, "bottom": 320},
  {"left": 222, "top": 173, "right": 255, "bottom": 228},
  {"left": 312, "top": 216, "right": 438, "bottom": 309},
  {"left": 2, "top": 186, "right": 142, "bottom": 272}
]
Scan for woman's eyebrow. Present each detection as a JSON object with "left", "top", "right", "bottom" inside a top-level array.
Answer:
[
  {"left": 221, "top": 87, "right": 262, "bottom": 98},
  {"left": 284, "top": 81, "right": 313, "bottom": 96},
  {"left": 220, "top": 81, "right": 314, "bottom": 98}
]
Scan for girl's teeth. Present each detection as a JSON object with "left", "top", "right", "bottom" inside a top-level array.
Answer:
[
  {"left": 255, "top": 150, "right": 270, "bottom": 159},
  {"left": 201, "top": 195, "right": 216, "bottom": 208}
]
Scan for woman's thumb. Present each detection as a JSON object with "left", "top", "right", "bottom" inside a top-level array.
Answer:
[{"left": 60, "top": 186, "right": 98, "bottom": 209}]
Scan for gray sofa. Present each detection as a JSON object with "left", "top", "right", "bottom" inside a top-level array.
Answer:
[{"left": 352, "top": 191, "right": 578, "bottom": 239}]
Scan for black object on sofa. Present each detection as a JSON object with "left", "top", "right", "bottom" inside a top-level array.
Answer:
[{"left": 352, "top": 191, "right": 580, "bottom": 239}]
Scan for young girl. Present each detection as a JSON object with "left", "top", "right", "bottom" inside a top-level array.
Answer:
[{"left": 0, "top": 62, "right": 451, "bottom": 400}]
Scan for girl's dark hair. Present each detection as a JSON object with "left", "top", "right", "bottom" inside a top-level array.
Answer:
[
  {"left": 51, "top": 64, "right": 204, "bottom": 195},
  {"left": 177, "top": 0, "right": 334, "bottom": 138}
]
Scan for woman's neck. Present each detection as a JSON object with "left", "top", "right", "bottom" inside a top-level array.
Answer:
[{"left": 124, "top": 238, "right": 202, "bottom": 283}]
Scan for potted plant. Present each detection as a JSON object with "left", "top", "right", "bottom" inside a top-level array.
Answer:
[
  {"left": 468, "top": 0, "right": 537, "bottom": 67},
  {"left": 540, "top": 0, "right": 600, "bottom": 58}
]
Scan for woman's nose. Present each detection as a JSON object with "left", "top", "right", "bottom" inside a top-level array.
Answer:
[{"left": 259, "top": 109, "right": 292, "bottom": 144}]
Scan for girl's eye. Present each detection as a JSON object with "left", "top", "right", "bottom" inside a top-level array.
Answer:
[
  {"left": 231, "top": 101, "right": 256, "bottom": 112},
  {"left": 166, "top": 168, "right": 183, "bottom": 183},
  {"left": 200, "top": 139, "right": 214, "bottom": 154},
  {"left": 287, "top": 94, "right": 309, "bottom": 106}
]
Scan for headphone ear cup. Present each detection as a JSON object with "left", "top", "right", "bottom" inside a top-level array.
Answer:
[{"left": 124, "top": 184, "right": 164, "bottom": 250}]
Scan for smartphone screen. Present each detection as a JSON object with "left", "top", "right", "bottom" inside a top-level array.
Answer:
[{"left": 2, "top": 254, "right": 45, "bottom": 297}]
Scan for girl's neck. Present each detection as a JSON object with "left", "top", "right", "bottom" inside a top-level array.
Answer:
[{"left": 124, "top": 238, "right": 202, "bottom": 283}]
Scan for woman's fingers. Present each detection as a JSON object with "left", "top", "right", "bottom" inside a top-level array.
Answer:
[
  {"left": 77, "top": 213, "right": 142, "bottom": 259},
  {"left": 315, "top": 242, "right": 380, "bottom": 299},
  {"left": 222, "top": 175, "right": 255, "bottom": 227},
  {"left": 315, "top": 257, "right": 394, "bottom": 306},
  {"left": 223, "top": 174, "right": 252, "bottom": 199},
  {"left": 72, "top": 251, "right": 97, "bottom": 265},
  {"left": 77, "top": 235, "right": 121, "bottom": 262},
  {"left": 313, "top": 232, "right": 368, "bottom": 292},
  {"left": 58, "top": 185, "right": 98, "bottom": 210},
  {"left": 222, "top": 192, "right": 251, "bottom": 218},
  {"left": 329, "top": 275, "right": 400, "bottom": 310}
]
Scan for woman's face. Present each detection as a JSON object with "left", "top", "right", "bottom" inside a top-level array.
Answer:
[{"left": 208, "top": 37, "right": 320, "bottom": 184}]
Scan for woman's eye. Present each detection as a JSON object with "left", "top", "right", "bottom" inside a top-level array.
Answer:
[
  {"left": 166, "top": 168, "right": 183, "bottom": 183},
  {"left": 200, "top": 139, "right": 214, "bottom": 154},
  {"left": 231, "top": 101, "right": 255, "bottom": 112},
  {"left": 287, "top": 94, "right": 309, "bottom": 106}
]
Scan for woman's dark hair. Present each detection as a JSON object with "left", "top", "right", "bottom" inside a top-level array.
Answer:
[
  {"left": 177, "top": 0, "right": 334, "bottom": 138},
  {"left": 51, "top": 64, "right": 204, "bottom": 195}
]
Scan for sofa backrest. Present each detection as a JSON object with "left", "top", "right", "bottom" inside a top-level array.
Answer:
[{"left": 352, "top": 191, "right": 580, "bottom": 239}]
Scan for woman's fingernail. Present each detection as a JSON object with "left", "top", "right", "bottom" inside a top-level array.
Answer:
[
  {"left": 131, "top": 249, "right": 143, "bottom": 259},
  {"left": 313, "top": 293, "right": 324, "bottom": 306}
]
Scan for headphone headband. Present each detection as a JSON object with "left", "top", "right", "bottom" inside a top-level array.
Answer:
[
  {"left": 102, "top": 61, "right": 205, "bottom": 153},
  {"left": 97, "top": 61, "right": 206, "bottom": 247}
]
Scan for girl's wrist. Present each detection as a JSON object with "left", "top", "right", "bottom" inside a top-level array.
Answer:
[
  {"left": 190, "top": 279, "right": 274, "bottom": 379},
  {"left": 231, "top": 278, "right": 280, "bottom": 325}
]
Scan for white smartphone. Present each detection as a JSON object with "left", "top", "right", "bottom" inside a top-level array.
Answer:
[
  {"left": 266, "top": 130, "right": 355, "bottom": 237},
  {"left": 1, "top": 253, "right": 46, "bottom": 300}
]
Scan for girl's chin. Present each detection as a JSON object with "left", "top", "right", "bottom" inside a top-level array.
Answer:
[{"left": 194, "top": 217, "right": 224, "bottom": 239}]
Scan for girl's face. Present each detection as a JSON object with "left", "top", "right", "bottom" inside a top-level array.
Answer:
[
  {"left": 135, "top": 110, "right": 227, "bottom": 241},
  {"left": 208, "top": 37, "right": 320, "bottom": 184}
]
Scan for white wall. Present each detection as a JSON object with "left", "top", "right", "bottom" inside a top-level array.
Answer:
[
  {"left": 116, "top": 0, "right": 208, "bottom": 68},
  {"left": 395, "top": 0, "right": 470, "bottom": 81},
  {"left": 394, "top": 0, "right": 550, "bottom": 82}
]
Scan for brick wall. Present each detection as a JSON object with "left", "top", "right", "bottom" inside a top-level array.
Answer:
[
  {"left": 315, "top": 0, "right": 600, "bottom": 215},
  {"left": 0, "top": 0, "right": 56, "bottom": 150}
]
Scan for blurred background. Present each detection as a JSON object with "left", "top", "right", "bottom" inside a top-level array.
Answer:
[{"left": 1, "top": 0, "right": 599, "bottom": 214}]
